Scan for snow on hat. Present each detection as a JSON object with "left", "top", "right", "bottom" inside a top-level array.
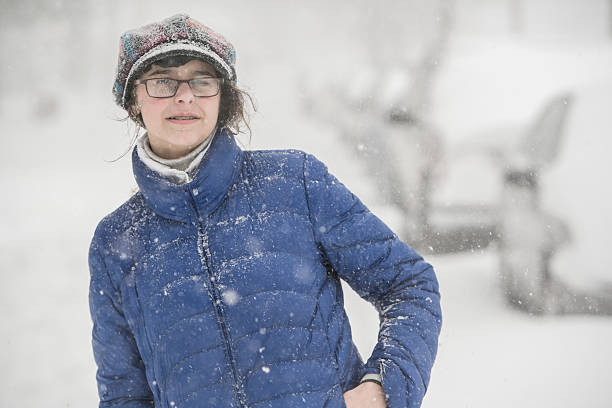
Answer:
[{"left": 113, "top": 14, "right": 237, "bottom": 109}]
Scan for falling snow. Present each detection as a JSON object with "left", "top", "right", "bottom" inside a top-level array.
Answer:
[
  {"left": 221, "top": 289, "right": 241, "bottom": 306},
  {"left": 2, "top": 2, "right": 612, "bottom": 408}
]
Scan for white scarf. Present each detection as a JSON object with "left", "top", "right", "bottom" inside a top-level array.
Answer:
[{"left": 136, "top": 129, "right": 216, "bottom": 185}]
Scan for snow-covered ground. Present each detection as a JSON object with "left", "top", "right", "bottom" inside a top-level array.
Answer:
[{"left": 1, "top": 1, "right": 612, "bottom": 407}]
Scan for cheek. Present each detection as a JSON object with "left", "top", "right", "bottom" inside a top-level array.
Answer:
[
  {"left": 139, "top": 103, "right": 154, "bottom": 125},
  {"left": 204, "top": 97, "right": 221, "bottom": 122},
  {"left": 139, "top": 100, "right": 165, "bottom": 128},
  {"left": 134, "top": 88, "right": 157, "bottom": 125}
]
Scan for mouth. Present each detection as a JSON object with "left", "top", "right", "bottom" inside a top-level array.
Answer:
[
  {"left": 166, "top": 115, "right": 200, "bottom": 120},
  {"left": 166, "top": 114, "right": 201, "bottom": 125}
]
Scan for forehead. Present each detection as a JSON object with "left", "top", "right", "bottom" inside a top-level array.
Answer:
[{"left": 141, "top": 59, "right": 217, "bottom": 78}]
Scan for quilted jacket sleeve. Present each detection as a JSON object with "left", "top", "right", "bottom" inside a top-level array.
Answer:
[
  {"left": 89, "top": 230, "right": 154, "bottom": 408},
  {"left": 303, "top": 154, "right": 442, "bottom": 408}
]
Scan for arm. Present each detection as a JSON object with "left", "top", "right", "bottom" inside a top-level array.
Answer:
[
  {"left": 303, "top": 154, "right": 442, "bottom": 408},
  {"left": 89, "top": 233, "right": 155, "bottom": 408}
]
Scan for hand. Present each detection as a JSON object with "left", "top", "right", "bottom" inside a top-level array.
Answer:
[{"left": 343, "top": 381, "right": 387, "bottom": 408}]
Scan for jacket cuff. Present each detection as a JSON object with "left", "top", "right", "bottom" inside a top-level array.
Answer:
[{"left": 360, "top": 372, "right": 382, "bottom": 385}]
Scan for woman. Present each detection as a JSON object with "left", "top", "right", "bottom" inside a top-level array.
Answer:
[{"left": 89, "top": 14, "right": 441, "bottom": 408}]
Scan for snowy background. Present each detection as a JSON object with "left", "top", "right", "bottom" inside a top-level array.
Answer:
[{"left": 1, "top": 0, "right": 612, "bottom": 406}]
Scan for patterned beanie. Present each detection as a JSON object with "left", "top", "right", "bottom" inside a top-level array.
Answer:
[{"left": 113, "top": 14, "right": 236, "bottom": 110}]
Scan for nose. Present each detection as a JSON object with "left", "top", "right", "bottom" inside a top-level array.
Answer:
[{"left": 174, "top": 81, "right": 195, "bottom": 104}]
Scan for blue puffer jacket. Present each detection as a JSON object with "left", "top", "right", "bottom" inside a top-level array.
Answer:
[{"left": 89, "top": 129, "right": 441, "bottom": 408}]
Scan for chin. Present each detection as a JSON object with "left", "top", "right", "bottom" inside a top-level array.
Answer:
[{"left": 170, "top": 131, "right": 208, "bottom": 146}]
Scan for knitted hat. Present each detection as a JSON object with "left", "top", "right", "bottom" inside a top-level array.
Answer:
[{"left": 113, "top": 14, "right": 236, "bottom": 109}]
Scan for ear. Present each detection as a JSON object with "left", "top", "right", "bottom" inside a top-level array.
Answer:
[
  {"left": 126, "top": 99, "right": 144, "bottom": 127},
  {"left": 129, "top": 87, "right": 142, "bottom": 114}
]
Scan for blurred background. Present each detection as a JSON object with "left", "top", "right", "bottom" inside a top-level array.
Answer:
[{"left": 1, "top": 0, "right": 612, "bottom": 406}]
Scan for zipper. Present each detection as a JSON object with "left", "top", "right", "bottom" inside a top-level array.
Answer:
[{"left": 187, "top": 189, "right": 248, "bottom": 408}]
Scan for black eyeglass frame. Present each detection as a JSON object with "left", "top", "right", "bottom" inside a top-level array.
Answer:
[{"left": 134, "top": 77, "right": 224, "bottom": 98}]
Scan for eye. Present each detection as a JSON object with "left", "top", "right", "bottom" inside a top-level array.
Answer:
[
  {"left": 151, "top": 78, "right": 174, "bottom": 86},
  {"left": 190, "top": 78, "right": 214, "bottom": 87}
]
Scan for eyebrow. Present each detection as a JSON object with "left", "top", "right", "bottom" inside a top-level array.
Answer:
[
  {"left": 193, "top": 70, "right": 215, "bottom": 76},
  {"left": 146, "top": 68, "right": 216, "bottom": 77},
  {"left": 147, "top": 68, "right": 172, "bottom": 76}
]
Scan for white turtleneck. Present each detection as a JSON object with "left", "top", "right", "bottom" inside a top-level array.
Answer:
[{"left": 136, "top": 129, "right": 216, "bottom": 185}]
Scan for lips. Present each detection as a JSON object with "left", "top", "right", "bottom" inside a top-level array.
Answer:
[
  {"left": 167, "top": 115, "right": 200, "bottom": 120},
  {"left": 166, "top": 113, "right": 201, "bottom": 125}
]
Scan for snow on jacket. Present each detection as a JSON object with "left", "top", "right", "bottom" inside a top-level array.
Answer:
[{"left": 88, "top": 128, "right": 442, "bottom": 408}]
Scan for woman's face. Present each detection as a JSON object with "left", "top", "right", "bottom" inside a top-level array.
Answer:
[{"left": 135, "top": 59, "right": 221, "bottom": 159}]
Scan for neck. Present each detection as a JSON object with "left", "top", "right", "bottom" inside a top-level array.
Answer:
[
  {"left": 149, "top": 142, "right": 199, "bottom": 160},
  {"left": 136, "top": 128, "right": 217, "bottom": 184}
]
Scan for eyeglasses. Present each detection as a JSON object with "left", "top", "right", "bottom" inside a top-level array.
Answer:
[{"left": 134, "top": 77, "right": 224, "bottom": 98}]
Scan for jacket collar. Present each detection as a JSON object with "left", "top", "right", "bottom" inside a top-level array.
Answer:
[{"left": 132, "top": 128, "right": 243, "bottom": 223}]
